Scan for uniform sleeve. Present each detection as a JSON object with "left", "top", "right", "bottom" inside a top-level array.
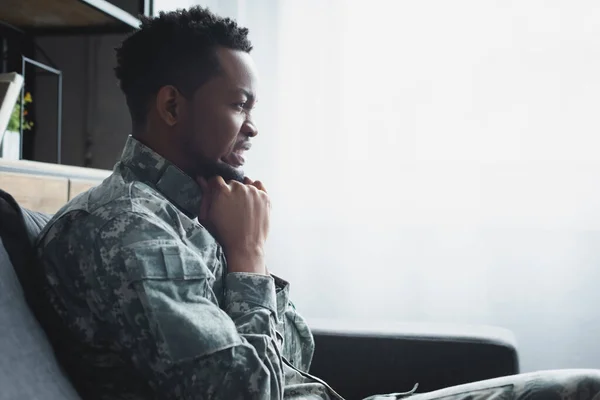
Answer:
[{"left": 92, "top": 212, "right": 284, "bottom": 400}]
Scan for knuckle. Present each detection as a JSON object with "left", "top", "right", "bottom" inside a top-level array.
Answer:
[
  {"left": 246, "top": 184, "right": 259, "bottom": 194},
  {"left": 260, "top": 192, "right": 271, "bottom": 206},
  {"left": 213, "top": 179, "right": 227, "bottom": 190},
  {"left": 215, "top": 185, "right": 228, "bottom": 194},
  {"left": 230, "top": 181, "right": 244, "bottom": 190}
]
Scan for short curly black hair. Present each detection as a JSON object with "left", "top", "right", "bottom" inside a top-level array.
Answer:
[{"left": 115, "top": 6, "right": 253, "bottom": 128}]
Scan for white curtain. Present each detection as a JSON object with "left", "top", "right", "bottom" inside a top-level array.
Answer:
[{"left": 154, "top": 0, "right": 600, "bottom": 372}]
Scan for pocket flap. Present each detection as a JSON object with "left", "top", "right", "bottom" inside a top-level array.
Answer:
[{"left": 125, "top": 240, "right": 215, "bottom": 282}]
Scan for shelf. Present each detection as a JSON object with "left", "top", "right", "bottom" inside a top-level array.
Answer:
[{"left": 1, "top": 0, "right": 141, "bottom": 34}]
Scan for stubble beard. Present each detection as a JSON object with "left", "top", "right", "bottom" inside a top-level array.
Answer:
[
  {"left": 196, "top": 160, "right": 245, "bottom": 183},
  {"left": 181, "top": 125, "right": 246, "bottom": 183}
]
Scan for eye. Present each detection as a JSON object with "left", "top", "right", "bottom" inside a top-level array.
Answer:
[{"left": 234, "top": 102, "right": 247, "bottom": 111}]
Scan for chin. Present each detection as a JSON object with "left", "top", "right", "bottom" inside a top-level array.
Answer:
[
  {"left": 223, "top": 166, "right": 246, "bottom": 183},
  {"left": 199, "top": 161, "right": 245, "bottom": 183}
]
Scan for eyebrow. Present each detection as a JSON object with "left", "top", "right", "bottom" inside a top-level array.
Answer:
[{"left": 236, "top": 88, "right": 257, "bottom": 103}]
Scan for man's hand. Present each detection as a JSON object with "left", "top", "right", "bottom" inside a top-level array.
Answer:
[{"left": 197, "top": 176, "right": 270, "bottom": 275}]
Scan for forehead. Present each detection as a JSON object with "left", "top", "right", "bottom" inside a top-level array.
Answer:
[{"left": 214, "top": 47, "right": 258, "bottom": 90}]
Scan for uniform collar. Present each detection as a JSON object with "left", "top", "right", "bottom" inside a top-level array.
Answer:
[{"left": 119, "top": 135, "right": 202, "bottom": 218}]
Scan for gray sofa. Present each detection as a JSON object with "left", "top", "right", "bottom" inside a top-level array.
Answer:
[
  {"left": 0, "top": 188, "right": 519, "bottom": 400},
  {"left": 0, "top": 189, "right": 80, "bottom": 399}
]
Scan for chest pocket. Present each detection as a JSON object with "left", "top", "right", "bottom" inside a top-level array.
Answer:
[{"left": 123, "top": 240, "right": 240, "bottom": 363}]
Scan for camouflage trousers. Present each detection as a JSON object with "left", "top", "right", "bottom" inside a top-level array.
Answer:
[{"left": 367, "top": 370, "right": 600, "bottom": 400}]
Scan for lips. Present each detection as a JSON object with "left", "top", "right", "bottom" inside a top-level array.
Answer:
[
  {"left": 222, "top": 142, "right": 251, "bottom": 168},
  {"left": 225, "top": 150, "right": 246, "bottom": 167}
]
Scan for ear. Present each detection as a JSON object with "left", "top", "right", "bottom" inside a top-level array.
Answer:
[{"left": 155, "top": 85, "right": 185, "bottom": 127}]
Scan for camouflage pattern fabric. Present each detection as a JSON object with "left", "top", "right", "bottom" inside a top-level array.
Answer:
[
  {"left": 407, "top": 369, "right": 600, "bottom": 400},
  {"left": 36, "top": 136, "right": 600, "bottom": 400}
]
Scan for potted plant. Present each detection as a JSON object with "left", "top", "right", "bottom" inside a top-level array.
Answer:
[{"left": 1, "top": 92, "right": 33, "bottom": 159}]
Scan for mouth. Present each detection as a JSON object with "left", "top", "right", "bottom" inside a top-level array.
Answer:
[{"left": 221, "top": 142, "right": 251, "bottom": 168}]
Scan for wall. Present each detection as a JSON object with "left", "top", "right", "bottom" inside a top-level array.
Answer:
[{"left": 235, "top": 0, "right": 600, "bottom": 374}]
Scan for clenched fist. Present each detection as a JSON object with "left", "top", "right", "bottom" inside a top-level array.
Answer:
[{"left": 197, "top": 176, "right": 270, "bottom": 275}]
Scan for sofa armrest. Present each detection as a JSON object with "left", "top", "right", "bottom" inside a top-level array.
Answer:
[{"left": 308, "top": 319, "right": 519, "bottom": 400}]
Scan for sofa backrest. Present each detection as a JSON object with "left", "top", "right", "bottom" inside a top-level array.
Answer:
[
  {"left": 0, "top": 217, "right": 80, "bottom": 399},
  {"left": 309, "top": 319, "right": 519, "bottom": 399}
]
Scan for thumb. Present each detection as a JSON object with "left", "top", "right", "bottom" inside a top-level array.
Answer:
[
  {"left": 197, "top": 176, "right": 209, "bottom": 193},
  {"left": 197, "top": 177, "right": 211, "bottom": 221}
]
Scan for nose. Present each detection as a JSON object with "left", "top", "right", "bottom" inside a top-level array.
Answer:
[{"left": 243, "top": 119, "right": 258, "bottom": 138}]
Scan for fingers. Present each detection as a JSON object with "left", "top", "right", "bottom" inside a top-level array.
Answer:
[
  {"left": 242, "top": 176, "right": 267, "bottom": 193},
  {"left": 211, "top": 175, "right": 228, "bottom": 190},
  {"left": 200, "top": 175, "right": 264, "bottom": 192},
  {"left": 197, "top": 174, "right": 267, "bottom": 206},
  {"left": 252, "top": 180, "right": 267, "bottom": 193},
  {"left": 197, "top": 176, "right": 227, "bottom": 221}
]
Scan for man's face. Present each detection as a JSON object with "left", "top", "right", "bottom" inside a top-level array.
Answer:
[{"left": 177, "top": 47, "right": 259, "bottom": 182}]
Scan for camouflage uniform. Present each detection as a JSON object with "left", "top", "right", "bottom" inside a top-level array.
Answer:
[
  {"left": 37, "top": 136, "right": 600, "bottom": 400},
  {"left": 37, "top": 136, "right": 339, "bottom": 400}
]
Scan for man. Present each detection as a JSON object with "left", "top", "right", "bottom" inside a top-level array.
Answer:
[{"left": 36, "top": 6, "right": 600, "bottom": 400}]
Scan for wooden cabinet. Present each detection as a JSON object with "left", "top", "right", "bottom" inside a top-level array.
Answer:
[{"left": 0, "top": 158, "right": 110, "bottom": 213}]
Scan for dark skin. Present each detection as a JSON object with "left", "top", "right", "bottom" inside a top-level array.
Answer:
[{"left": 134, "top": 46, "right": 270, "bottom": 275}]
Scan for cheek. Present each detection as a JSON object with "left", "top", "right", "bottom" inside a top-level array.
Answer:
[
  {"left": 190, "top": 108, "right": 241, "bottom": 159},
  {"left": 181, "top": 115, "right": 206, "bottom": 155},
  {"left": 213, "top": 111, "right": 245, "bottom": 154}
]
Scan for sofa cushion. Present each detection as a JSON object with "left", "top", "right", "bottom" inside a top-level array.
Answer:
[
  {"left": 21, "top": 208, "right": 52, "bottom": 245},
  {"left": 0, "top": 239, "right": 80, "bottom": 400}
]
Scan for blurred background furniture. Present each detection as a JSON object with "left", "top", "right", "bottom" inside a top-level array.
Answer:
[
  {"left": 309, "top": 320, "right": 518, "bottom": 400},
  {"left": 0, "top": 0, "right": 146, "bottom": 164}
]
